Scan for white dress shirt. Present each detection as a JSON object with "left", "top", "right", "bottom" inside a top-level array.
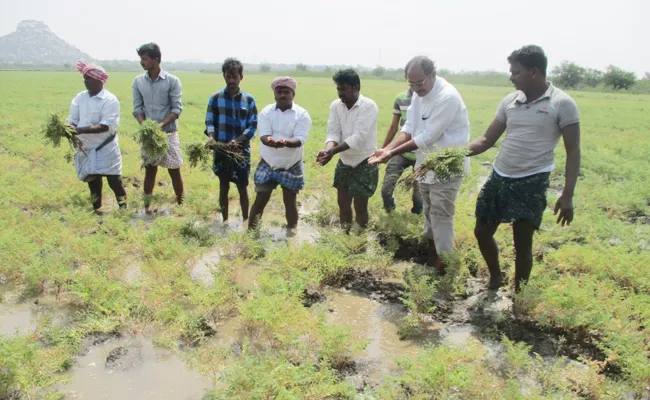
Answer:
[
  {"left": 402, "top": 77, "right": 470, "bottom": 184},
  {"left": 258, "top": 103, "right": 312, "bottom": 169},
  {"left": 325, "top": 94, "right": 378, "bottom": 168},
  {"left": 67, "top": 89, "right": 120, "bottom": 150}
]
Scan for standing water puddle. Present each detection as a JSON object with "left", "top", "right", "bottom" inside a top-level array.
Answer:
[
  {"left": 325, "top": 289, "right": 477, "bottom": 382},
  {"left": 60, "top": 335, "right": 212, "bottom": 400},
  {"left": 0, "top": 294, "right": 76, "bottom": 336},
  {"left": 190, "top": 249, "right": 258, "bottom": 289}
]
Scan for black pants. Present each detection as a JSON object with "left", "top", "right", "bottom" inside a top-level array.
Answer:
[{"left": 87, "top": 175, "right": 127, "bottom": 210}]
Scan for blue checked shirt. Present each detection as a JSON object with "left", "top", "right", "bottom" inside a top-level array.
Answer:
[{"left": 205, "top": 88, "right": 258, "bottom": 143}]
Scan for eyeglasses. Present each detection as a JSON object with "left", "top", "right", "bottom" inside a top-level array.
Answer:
[{"left": 408, "top": 76, "right": 429, "bottom": 88}]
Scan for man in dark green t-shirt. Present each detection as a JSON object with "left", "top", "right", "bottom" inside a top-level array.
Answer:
[{"left": 379, "top": 87, "right": 422, "bottom": 214}]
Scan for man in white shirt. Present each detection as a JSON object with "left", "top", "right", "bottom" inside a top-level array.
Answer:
[
  {"left": 370, "top": 56, "right": 470, "bottom": 275},
  {"left": 67, "top": 61, "right": 127, "bottom": 212},
  {"left": 249, "top": 76, "right": 312, "bottom": 231},
  {"left": 317, "top": 69, "right": 379, "bottom": 230},
  {"left": 469, "top": 45, "right": 581, "bottom": 292}
]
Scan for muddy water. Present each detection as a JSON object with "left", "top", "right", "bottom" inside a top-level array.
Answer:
[
  {"left": 121, "top": 254, "right": 144, "bottom": 285},
  {"left": 210, "top": 198, "right": 320, "bottom": 244},
  {"left": 190, "top": 248, "right": 258, "bottom": 289},
  {"left": 0, "top": 294, "right": 75, "bottom": 336},
  {"left": 190, "top": 199, "right": 320, "bottom": 288},
  {"left": 60, "top": 335, "right": 212, "bottom": 400},
  {"left": 325, "top": 289, "right": 477, "bottom": 382},
  {"left": 190, "top": 249, "right": 221, "bottom": 287}
]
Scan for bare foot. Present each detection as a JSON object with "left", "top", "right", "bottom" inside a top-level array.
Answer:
[
  {"left": 487, "top": 276, "right": 502, "bottom": 290},
  {"left": 435, "top": 259, "right": 446, "bottom": 276}
]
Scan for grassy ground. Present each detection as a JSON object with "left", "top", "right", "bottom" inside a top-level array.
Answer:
[{"left": 1, "top": 71, "right": 649, "bottom": 399}]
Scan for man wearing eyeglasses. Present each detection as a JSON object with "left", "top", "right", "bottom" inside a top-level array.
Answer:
[{"left": 369, "top": 56, "right": 470, "bottom": 275}]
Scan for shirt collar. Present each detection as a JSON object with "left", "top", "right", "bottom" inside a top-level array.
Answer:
[
  {"left": 88, "top": 88, "right": 106, "bottom": 99},
  {"left": 146, "top": 70, "right": 168, "bottom": 82},
  {"left": 340, "top": 94, "right": 364, "bottom": 109},
  {"left": 221, "top": 87, "right": 242, "bottom": 98},
  {"left": 515, "top": 81, "right": 554, "bottom": 103},
  {"left": 274, "top": 103, "right": 295, "bottom": 111}
]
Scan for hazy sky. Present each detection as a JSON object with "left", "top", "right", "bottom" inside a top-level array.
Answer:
[{"left": 1, "top": 0, "right": 648, "bottom": 75}]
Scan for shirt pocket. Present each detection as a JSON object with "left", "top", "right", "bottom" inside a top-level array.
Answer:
[
  {"left": 284, "top": 121, "right": 296, "bottom": 137},
  {"left": 238, "top": 105, "right": 248, "bottom": 120},
  {"left": 88, "top": 111, "right": 102, "bottom": 125}
]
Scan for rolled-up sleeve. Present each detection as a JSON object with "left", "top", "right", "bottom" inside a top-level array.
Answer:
[
  {"left": 257, "top": 105, "right": 272, "bottom": 138},
  {"left": 99, "top": 97, "right": 120, "bottom": 132},
  {"left": 67, "top": 94, "right": 80, "bottom": 126},
  {"left": 294, "top": 110, "right": 312, "bottom": 145},
  {"left": 413, "top": 95, "right": 459, "bottom": 149},
  {"left": 344, "top": 101, "right": 378, "bottom": 150},
  {"left": 205, "top": 95, "right": 216, "bottom": 135},
  {"left": 325, "top": 102, "right": 342, "bottom": 145},
  {"left": 243, "top": 98, "right": 258, "bottom": 139},
  {"left": 132, "top": 78, "right": 144, "bottom": 117},
  {"left": 400, "top": 103, "right": 415, "bottom": 135},
  {"left": 170, "top": 77, "right": 183, "bottom": 116}
]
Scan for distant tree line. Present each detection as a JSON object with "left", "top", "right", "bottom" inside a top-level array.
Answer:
[
  {"left": 550, "top": 61, "right": 645, "bottom": 91},
  {"left": 3, "top": 59, "right": 648, "bottom": 93}
]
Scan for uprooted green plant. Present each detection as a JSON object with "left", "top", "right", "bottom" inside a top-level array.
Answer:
[
  {"left": 397, "top": 146, "right": 469, "bottom": 190},
  {"left": 135, "top": 119, "right": 168, "bottom": 167},
  {"left": 41, "top": 112, "right": 83, "bottom": 162}
]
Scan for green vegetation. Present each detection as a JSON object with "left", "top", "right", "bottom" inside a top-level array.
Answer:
[
  {"left": 1, "top": 71, "right": 649, "bottom": 398},
  {"left": 551, "top": 61, "right": 639, "bottom": 91},
  {"left": 135, "top": 119, "right": 168, "bottom": 167},
  {"left": 185, "top": 142, "right": 212, "bottom": 170},
  {"left": 395, "top": 146, "right": 469, "bottom": 190},
  {"left": 41, "top": 112, "right": 82, "bottom": 162}
]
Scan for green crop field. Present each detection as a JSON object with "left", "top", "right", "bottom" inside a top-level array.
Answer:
[{"left": 1, "top": 71, "right": 649, "bottom": 399}]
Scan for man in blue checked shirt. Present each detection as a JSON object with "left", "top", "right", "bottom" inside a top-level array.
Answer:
[{"left": 205, "top": 58, "right": 258, "bottom": 222}]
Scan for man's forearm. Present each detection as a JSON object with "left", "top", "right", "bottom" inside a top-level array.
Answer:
[
  {"left": 382, "top": 126, "right": 399, "bottom": 148},
  {"left": 159, "top": 112, "right": 179, "bottom": 127},
  {"left": 234, "top": 134, "right": 250, "bottom": 144},
  {"left": 468, "top": 136, "right": 493, "bottom": 157},
  {"left": 563, "top": 148, "right": 581, "bottom": 197},
  {"left": 384, "top": 132, "right": 411, "bottom": 151},
  {"left": 325, "top": 141, "right": 337, "bottom": 151},
  {"left": 390, "top": 139, "right": 418, "bottom": 156},
  {"left": 330, "top": 142, "right": 350, "bottom": 155},
  {"left": 134, "top": 114, "right": 145, "bottom": 124},
  {"left": 284, "top": 138, "right": 302, "bottom": 148},
  {"left": 75, "top": 124, "right": 110, "bottom": 134}
]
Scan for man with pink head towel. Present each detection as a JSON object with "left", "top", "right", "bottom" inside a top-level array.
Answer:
[
  {"left": 67, "top": 60, "right": 127, "bottom": 212},
  {"left": 248, "top": 76, "right": 312, "bottom": 232}
]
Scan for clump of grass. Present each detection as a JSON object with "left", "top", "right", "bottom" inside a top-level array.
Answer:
[
  {"left": 186, "top": 141, "right": 247, "bottom": 170},
  {"left": 397, "top": 146, "right": 469, "bottom": 189},
  {"left": 135, "top": 120, "right": 168, "bottom": 167},
  {"left": 42, "top": 112, "right": 83, "bottom": 162},
  {"left": 185, "top": 142, "right": 212, "bottom": 170},
  {"left": 180, "top": 218, "right": 216, "bottom": 247}
]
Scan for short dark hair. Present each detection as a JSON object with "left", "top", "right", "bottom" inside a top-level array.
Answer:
[
  {"left": 222, "top": 58, "right": 244, "bottom": 76},
  {"left": 405, "top": 56, "right": 436, "bottom": 75},
  {"left": 333, "top": 69, "right": 360, "bottom": 89},
  {"left": 136, "top": 43, "right": 161, "bottom": 63},
  {"left": 507, "top": 45, "right": 548, "bottom": 76}
]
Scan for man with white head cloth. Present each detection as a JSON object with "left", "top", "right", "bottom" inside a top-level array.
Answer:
[
  {"left": 248, "top": 76, "right": 312, "bottom": 231},
  {"left": 67, "top": 60, "right": 127, "bottom": 212}
]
